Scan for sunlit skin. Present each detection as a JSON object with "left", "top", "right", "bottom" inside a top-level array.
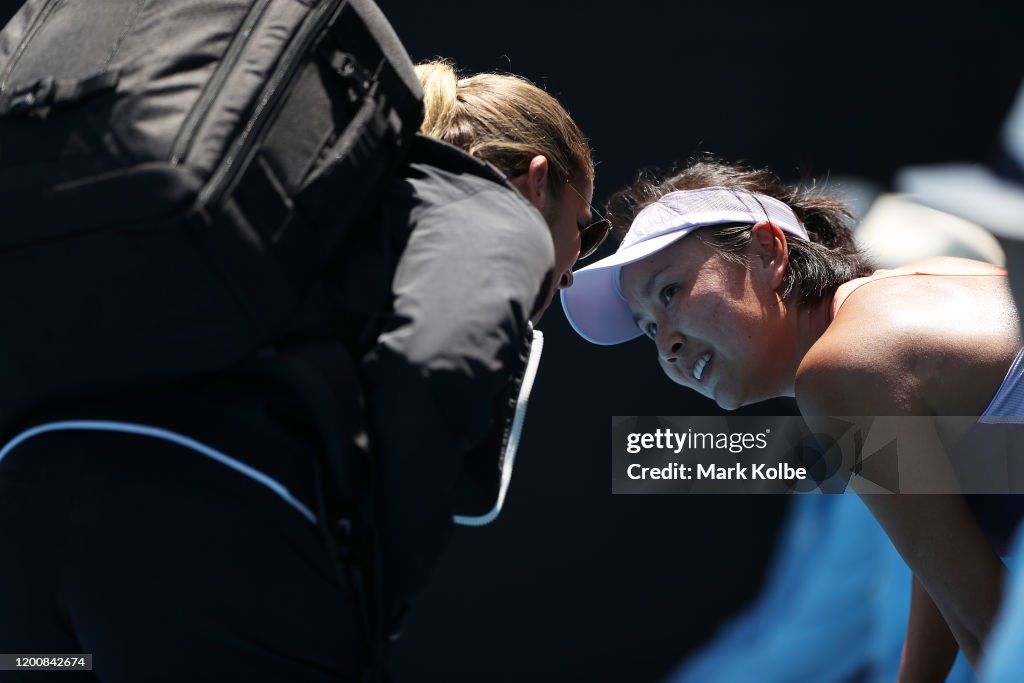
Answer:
[
  {"left": 510, "top": 154, "right": 594, "bottom": 318},
  {"left": 798, "top": 255, "right": 1019, "bottom": 675},
  {"left": 620, "top": 216, "right": 1023, "bottom": 673},
  {"left": 619, "top": 221, "right": 832, "bottom": 410}
]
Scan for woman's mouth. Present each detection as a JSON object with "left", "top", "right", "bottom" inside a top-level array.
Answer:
[{"left": 692, "top": 351, "right": 712, "bottom": 382}]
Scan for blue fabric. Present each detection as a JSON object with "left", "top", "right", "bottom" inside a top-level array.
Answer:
[
  {"left": 980, "top": 346, "right": 1024, "bottom": 421},
  {"left": 662, "top": 495, "right": 975, "bottom": 683},
  {"left": 977, "top": 344, "right": 1024, "bottom": 681},
  {"left": 981, "top": 525, "right": 1024, "bottom": 682}
]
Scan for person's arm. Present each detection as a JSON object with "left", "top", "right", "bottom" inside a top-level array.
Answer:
[
  {"left": 898, "top": 575, "right": 960, "bottom": 682},
  {"left": 859, "top": 490, "right": 1004, "bottom": 670},
  {"left": 360, "top": 185, "right": 553, "bottom": 596},
  {"left": 798, "top": 345, "right": 1006, "bottom": 673}
]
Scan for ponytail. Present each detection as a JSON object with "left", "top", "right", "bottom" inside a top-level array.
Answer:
[{"left": 413, "top": 59, "right": 594, "bottom": 191}]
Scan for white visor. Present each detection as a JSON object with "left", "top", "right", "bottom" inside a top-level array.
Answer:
[{"left": 560, "top": 186, "right": 809, "bottom": 345}]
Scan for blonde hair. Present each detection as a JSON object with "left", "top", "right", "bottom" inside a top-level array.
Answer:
[{"left": 414, "top": 60, "right": 594, "bottom": 191}]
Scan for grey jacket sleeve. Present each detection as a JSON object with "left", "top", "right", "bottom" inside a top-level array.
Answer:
[{"left": 360, "top": 184, "right": 553, "bottom": 595}]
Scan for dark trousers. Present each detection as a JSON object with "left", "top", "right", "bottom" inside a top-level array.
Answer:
[{"left": 0, "top": 411, "right": 363, "bottom": 682}]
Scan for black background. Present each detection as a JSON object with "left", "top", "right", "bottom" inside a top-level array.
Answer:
[
  {"left": 381, "top": 2, "right": 1022, "bottom": 682},
  {"left": 2, "top": 1, "right": 1021, "bottom": 681}
]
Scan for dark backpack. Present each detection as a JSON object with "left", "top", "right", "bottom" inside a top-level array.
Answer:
[{"left": 0, "top": 0, "right": 423, "bottom": 424}]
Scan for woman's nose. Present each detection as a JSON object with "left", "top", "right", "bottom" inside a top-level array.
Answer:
[
  {"left": 558, "top": 269, "right": 574, "bottom": 289},
  {"left": 657, "top": 329, "right": 685, "bottom": 363}
]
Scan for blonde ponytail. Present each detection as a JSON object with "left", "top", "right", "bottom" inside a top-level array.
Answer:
[
  {"left": 413, "top": 59, "right": 594, "bottom": 191},
  {"left": 415, "top": 60, "right": 459, "bottom": 139}
]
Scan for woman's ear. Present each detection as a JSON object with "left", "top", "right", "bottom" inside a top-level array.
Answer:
[
  {"left": 750, "top": 220, "right": 789, "bottom": 290},
  {"left": 508, "top": 155, "right": 550, "bottom": 214}
]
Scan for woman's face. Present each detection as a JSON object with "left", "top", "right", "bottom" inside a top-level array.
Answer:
[
  {"left": 510, "top": 155, "right": 595, "bottom": 317},
  {"left": 544, "top": 179, "right": 595, "bottom": 290},
  {"left": 618, "top": 232, "right": 792, "bottom": 409}
]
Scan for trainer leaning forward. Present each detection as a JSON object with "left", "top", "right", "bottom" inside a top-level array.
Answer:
[{"left": 0, "top": 0, "right": 604, "bottom": 680}]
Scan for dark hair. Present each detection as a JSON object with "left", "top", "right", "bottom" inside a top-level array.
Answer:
[{"left": 606, "top": 156, "right": 875, "bottom": 306}]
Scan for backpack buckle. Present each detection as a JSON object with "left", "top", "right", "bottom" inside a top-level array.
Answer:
[
  {"left": 318, "top": 44, "right": 372, "bottom": 98},
  {"left": 4, "top": 77, "right": 55, "bottom": 115}
]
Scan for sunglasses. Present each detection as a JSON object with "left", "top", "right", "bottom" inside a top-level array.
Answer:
[{"left": 565, "top": 182, "right": 610, "bottom": 261}]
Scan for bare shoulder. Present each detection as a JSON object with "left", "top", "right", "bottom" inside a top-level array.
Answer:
[
  {"left": 805, "top": 267, "right": 1020, "bottom": 416},
  {"left": 796, "top": 310, "right": 925, "bottom": 416}
]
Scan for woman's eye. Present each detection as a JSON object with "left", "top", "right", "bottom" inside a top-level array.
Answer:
[
  {"left": 660, "top": 284, "right": 678, "bottom": 306},
  {"left": 644, "top": 321, "right": 657, "bottom": 339}
]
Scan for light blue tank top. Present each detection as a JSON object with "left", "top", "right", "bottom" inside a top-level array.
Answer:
[{"left": 981, "top": 346, "right": 1024, "bottom": 421}]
